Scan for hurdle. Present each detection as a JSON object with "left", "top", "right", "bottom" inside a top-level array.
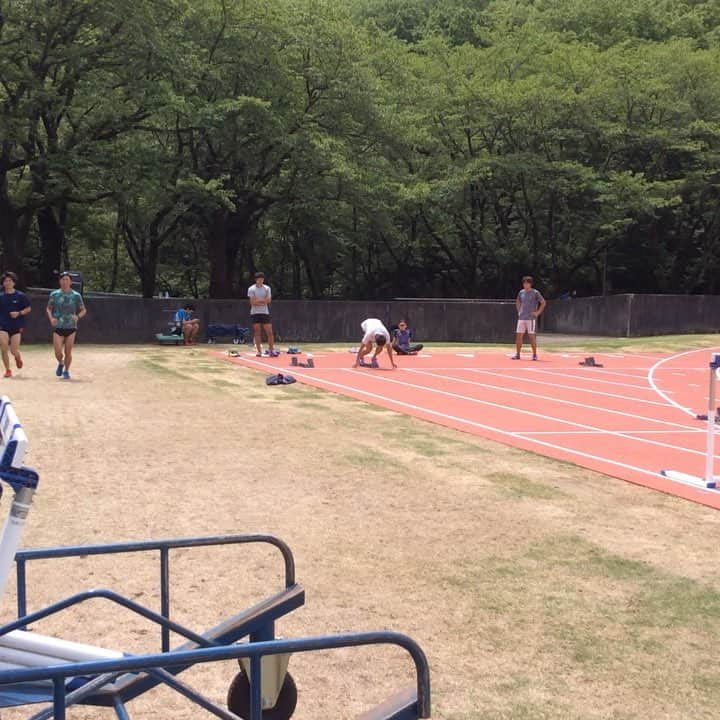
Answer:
[
  {"left": 661, "top": 353, "right": 720, "bottom": 490},
  {"left": 0, "top": 396, "right": 432, "bottom": 719}
]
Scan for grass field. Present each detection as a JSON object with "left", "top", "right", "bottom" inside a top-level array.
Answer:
[{"left": 1, "top": 337, "right": 720, "bottom": 719}]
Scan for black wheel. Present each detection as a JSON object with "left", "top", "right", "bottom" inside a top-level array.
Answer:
[{"left": 227, "top": 668, "right": 297, "bottom": 720}]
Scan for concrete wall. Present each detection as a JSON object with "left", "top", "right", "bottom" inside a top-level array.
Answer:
[
  {"left": 268, "top": 300, "right": 518, "bottom": 342},
  {"left": 23, "top": 296, "right": 186, "bottom": 343},
  {"left": 20, "top": 292, "right": 719, "bottom": 343},
  {"left": 542, "top": 295, "right": 634, "bottom": 337},
  {"left": 545, "top": 294, "right": 720, "bottom": 337},
  {"left": 628, "top": 294, "right": 720, "bottom": 336},
  {"left": 22, "top": 295, "right": 518, "bottom": 343}
]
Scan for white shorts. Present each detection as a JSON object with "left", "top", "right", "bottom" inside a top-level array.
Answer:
[{"left": 516, "top": 319, "right": 536, "bottom": 335}]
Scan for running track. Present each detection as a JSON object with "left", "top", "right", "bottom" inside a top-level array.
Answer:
[{"left": 224, "top": 347, "right": 720, "bottom": 510}]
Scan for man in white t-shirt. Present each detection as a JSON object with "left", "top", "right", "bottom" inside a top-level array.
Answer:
[
  {"left": 353, "top": 318, "right": 396, "bottom": 369},
  {"left": 248, "top": 272, "right": 278, "bottom": 357}
]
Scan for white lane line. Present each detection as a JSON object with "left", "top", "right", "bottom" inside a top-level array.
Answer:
[
  {"left": 647, "top": 348, "right": 720, "bottom": 417},
  {"left": 536, "top": 367, "right": 650, "bottom": 379},
  {"left": 520, "top": 429, "right": 706, "bottom": 436},
  {"left": 406, "top": 368, "right": 699, "bottom": 433},
  {"left": 526, "top": 367, "right": 665, "bottom": 391},
  {"left": 465, "top": 368, "right": 672, "bottom": 408},
  {"left": 360, "top": 368, "right": 718, "bottom": 460},
  {"left": 317, "top": 366, "right": 502, "bottom": 371},
  {"left": 233, "top": 357, "right": 715, "bottom": 490}
]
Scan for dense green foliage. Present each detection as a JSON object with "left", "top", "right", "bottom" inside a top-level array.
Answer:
[{"left": 2, "top": 0, "right": 720, "bottom": 298}]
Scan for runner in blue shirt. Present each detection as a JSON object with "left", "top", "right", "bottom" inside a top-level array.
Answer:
[{"left": 0, "top": 271, "right": 31, "bottom": 378}]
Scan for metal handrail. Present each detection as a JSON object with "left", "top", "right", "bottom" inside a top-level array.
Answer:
[
  {"left": 0, "top": 631, "right": 431, "bottom": 720},
  {"left": 0, "top": 588, "right": 214, "bottom": 647},
  {"left": 14, "top": 534, "right": 296, "bottom": 651}
]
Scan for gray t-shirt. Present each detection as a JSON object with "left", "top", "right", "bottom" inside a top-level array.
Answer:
[
  {"left": 517, "top": 288, "right": 544, "bottom": 320},
  {"left": 248, "top": 284, "right": 271, "bottom": 314}
]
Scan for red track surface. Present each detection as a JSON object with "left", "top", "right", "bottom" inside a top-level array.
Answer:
[{"left": 224, "top": 346, "right": 720, "bottom": 510}]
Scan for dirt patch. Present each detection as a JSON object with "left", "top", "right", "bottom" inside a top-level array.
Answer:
[{"left": 1, "top": 344, "right": 720, "bottom": 719}]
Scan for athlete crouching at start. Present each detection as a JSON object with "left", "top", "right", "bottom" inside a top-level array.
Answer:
[{"left": 353, "top": 318, "right": 396, "bottom": 369}]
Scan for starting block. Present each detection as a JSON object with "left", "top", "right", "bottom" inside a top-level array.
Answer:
[
  {"left": 696, "top": 407, "right": 720, "bottom": 422},
  {"left": 291, "top": 356, "right": 314, "bottom": 368},
  {"left": 579, "top": 356, "right": 603, "bottom": 367}
]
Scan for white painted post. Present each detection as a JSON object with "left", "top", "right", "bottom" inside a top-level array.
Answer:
[{"left": 704, "top": 366, "right": 717, "bottom": 485}]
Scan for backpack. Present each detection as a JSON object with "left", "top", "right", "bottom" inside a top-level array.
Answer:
[{"left": 265, "top": 373, "right": 297, "bottom": 385}]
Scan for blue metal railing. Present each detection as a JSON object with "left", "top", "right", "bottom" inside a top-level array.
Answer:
[
  {"left": 0, "top": 587, "right": 214, "bottom": 647},
  {"left": 0, "top": 631, "right": 431, "bottom": 720},
  {"left": 13, "top": 534, "right": 296, "bottom": 652}
]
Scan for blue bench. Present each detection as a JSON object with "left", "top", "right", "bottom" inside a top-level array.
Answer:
[{"left": 207, "top": 324, "right": 253, "bottom": 344}]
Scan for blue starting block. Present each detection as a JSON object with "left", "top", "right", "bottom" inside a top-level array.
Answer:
[{"left": 0, "top": 397, "right": 431, "bottom": 719}]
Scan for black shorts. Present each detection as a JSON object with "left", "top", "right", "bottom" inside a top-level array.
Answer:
[
  {"left": 0, "top": 327, "right": 23, "bottom": 338},
  {"left": 54, "top": 328, "right": 77, "bottom": 338},
  {"left": 251, "top": 314, "right": 271, "bottom": 325}
]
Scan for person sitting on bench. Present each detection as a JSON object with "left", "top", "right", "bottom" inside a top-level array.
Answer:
[
  {"left": 392, "top": 319, "right": 423, "bottom": 355},
  {"left": 174, "top": 303, "right": 200, "bottom": 345}
]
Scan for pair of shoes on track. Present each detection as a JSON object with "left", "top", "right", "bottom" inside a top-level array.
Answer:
[{"left": 511, "top": 354, "right": 538, "bottom": 361}]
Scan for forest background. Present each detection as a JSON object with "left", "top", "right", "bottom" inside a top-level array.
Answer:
[{"left": 3, "top": 0, "right": 720, "bottom": 300}]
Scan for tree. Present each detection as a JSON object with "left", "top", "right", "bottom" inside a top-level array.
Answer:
[{"left": 0, "top": 0, "right": 184, "bottom": 283}]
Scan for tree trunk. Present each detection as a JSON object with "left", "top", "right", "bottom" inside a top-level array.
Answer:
[
  {"left": 0, "top": 189, "right": 32, "bottom": 284},
  {"left": 141, "top": 243, "right": 158, "bottom": 298},
  {"left": 37, "top": 203, "right": 66, "bottom": 285},
  {"left": 109, "top": 223, "right": 120, "bottom": 292},
  {"left": 207, "top": 208, "right": 254, "bottom": 298}
]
